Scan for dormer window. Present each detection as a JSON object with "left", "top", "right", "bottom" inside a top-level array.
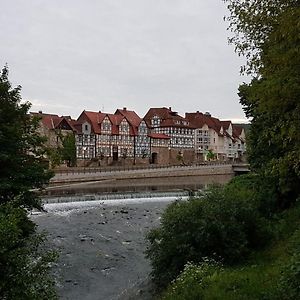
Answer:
[
  {"left": 151, "top": 116, "right": 160, "bottom": 127},
  {"left": 120, "top": 120, "right": 129, "bottom": 133},
  {"left": 101, "top": 118, "right": 111, "bottom": 132}
]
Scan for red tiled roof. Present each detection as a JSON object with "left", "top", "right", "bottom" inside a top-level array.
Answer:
[
  {"left": 143, "top": 107, "right": 172, "bottom": 127},
  {"left": 82, "top": 111, "right": 106, "bottom": 134},
  {"left": 31, "top": 112, "right": 59, "bottom": 129},
  {"left": 144, "top": 107, "right": 194, "bottom": 129},
  {"left": 76, "top": 110, "right": 139, "bottom": 136},
  {"left": 31, "top": 112, "right": 76, "bottom": 131},
  {"left": 185, "top": 112, "right": 223, "bottom": 135},
  {"left": 232, "top": 125, "right": 245, "bottom": 142},
  {"left": 233, "top": 125, "right": 243, "bottom": 136},
  {"left": 148, "top": 133, "right": 170, "bottom": 139},
  {"left": 72, "top": 123, "right": 83, "bottom": 134},
  {"left": 114, "top": 108, "right": 143, "bottom": 135},
  {"left": 107, "top": 114, "right": 124, "bottom": 135},
  {"left": 220, "top": 120, "right": 231, "bottom": 130},
  {"left": 115, "top": 108, "right": 142, "bottom": 127}
]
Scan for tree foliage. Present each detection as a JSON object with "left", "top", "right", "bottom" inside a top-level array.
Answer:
[
  {"left": 146, "top": 2, "right": 300, "bottom": 295},
  {"left": 224, "top": 0, "right": 299, "bottom": 74},
  {"left": 0, "top": 66, "right": 57, "bottom": 299},
  {"left": 0, "top": 204, "right": 57, "bottom": 300},
  {"left": 225, "top": 1, "right": 300, "bottom": 206},
  {"left": 146, "top": 183, "right": 271, "bottom": 287},
  {"left": 0, "top": 66, "right": 52, "bottom": 209},
  {"left": 61, "top": 132, "right": 76, "bottom": 167},
  {"left": 46, "top": 133, "right": 76, "bottom": 168}
]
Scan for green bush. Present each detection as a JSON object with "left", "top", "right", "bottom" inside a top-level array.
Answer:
[
  {"left": 273, "top": 228, "right": 300, "bottom": 300},
  {"left": 0, "top": 204, "right": 58, "bottom": 299},
  {"left": 161, "top": 209, "right": 300, "bottom": 300},
  {"left": 162, "top": 260, "right": 222, "bottom": 300},
  {"left": 146, "top": 184, "right": 271, "bottom": 287},
  {"left": 226, "top": 173, "right": 278, "bottom": 217},
  {"left": 276, "top": 252, "right": 300, "bottom": 300}
]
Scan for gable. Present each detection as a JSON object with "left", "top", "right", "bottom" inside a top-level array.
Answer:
[
  {"left": 82, "top": 121, "right": 92, "bottom": 134},
  {"left": 56, "top": 118, "right": 73, "bottom": 130}
]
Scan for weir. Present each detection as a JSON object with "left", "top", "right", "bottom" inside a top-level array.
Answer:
[{"left": 42, "top": 190, "right": 193, "bottom": 204}]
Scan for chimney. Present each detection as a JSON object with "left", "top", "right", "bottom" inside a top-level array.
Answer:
[
  {"left": 196, "top": 111, "right": 200, "bottom": 113},
  {"left": 123, "top": 107, "right": 127, "bottom": 111},
  {"left": 169, "top": 107, "right": 172, "bottom": 111},
  {"left": 38, "top": 110, "right": 43, "bottom": 114},
  {"left": 205, "top": 112, "right": 211, "bottom": 117},
  {"left": 99, "top": 110, "right": 101, "bottom": 113}
]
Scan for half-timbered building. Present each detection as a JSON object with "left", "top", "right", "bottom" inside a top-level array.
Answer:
[
  {"left": 143, "top": 107, "right": 196, "bottom": 164},
  {"left": 31, "top": 111, "right": 77, "bottom": 148}
]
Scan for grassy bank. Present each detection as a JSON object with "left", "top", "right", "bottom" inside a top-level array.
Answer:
[{"left": 161, "top": 203, "right": 300, "bottom": 299}]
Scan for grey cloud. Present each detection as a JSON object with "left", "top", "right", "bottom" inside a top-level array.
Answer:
[{"left": 0, "top": 0, "right": 248, "bottom": 121}]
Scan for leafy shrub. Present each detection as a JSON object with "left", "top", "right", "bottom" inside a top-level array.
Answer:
[
  {"left": 0, "top": 203, "right": 58, "bottom": 299},
  {"left": 276, "top": 252, "right": 300, "bottom": 300},
  {"left": 273, "top": 228, "right": 300, "bottom": 300},
  {"left": 162, "top": 259, "right": 222, "bottom": 300},
  {"left": 226, "top": 173, "right": 278, "bottom": 217},
  {"left": 146, "top": 184, "right": 271, "bottom": 287}
]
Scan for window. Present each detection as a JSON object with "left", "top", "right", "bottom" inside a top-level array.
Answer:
[
  {"left": 151, "top": 116, "right": 160, "bottom": 127},
  {"left": 85, "top": 124, "right": 88, "bottom": 131},
  {"left": 101, "top": 119, "right": 111, "bottom": 132}
]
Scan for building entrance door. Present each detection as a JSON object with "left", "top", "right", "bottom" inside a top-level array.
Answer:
[
  {"left": 151, "top": 152, "right": 158, "bottom": 164},
  {"left": 113, "top": 146, "right": 118, "bottom": 161}
]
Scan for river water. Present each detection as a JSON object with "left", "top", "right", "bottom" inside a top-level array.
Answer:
[{"left": 32, "top": 196, "right": 183, "bottom": 300}]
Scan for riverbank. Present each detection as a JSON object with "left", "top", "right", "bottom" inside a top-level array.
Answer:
[
  {"left": 32, "top": 196, "right": 179, "bottom": 300},
  {"left": 44, "top": 169, "right": 234, "bottom": 198}
]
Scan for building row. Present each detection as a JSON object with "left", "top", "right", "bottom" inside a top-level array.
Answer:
[{"left": 32, "top": 107, "right": 246, "bottom": 166}]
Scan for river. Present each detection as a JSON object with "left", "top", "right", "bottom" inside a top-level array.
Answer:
[{"left": 32, "top": 196, "right": 183, "bottom": 300}]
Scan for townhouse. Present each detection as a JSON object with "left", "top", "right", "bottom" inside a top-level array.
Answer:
[
  {"left": 32, "top": 106, "right": 247, "bottom": 166},
  {"left": 144, "top": 107, "right": 196, "bottom": 164},
  {"left": 185, "top": 111, "right": 246, "bottom": 161},
  {"left": 74, "top": 108, "right": 154, "bottom": 165},
  {"left": 30, "top": 111, "right": 77, "bottom": 148}
]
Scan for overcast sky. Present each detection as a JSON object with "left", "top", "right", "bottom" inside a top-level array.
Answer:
[{"left": 0, "top": 0, "right": 249, "bottom": 122}]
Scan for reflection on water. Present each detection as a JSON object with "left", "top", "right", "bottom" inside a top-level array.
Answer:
[{"left": 46, "top": 174, "right": 232, "bottom": 196}]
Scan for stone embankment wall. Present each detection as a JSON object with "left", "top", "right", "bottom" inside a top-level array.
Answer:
[
  {"left": 50, "top": 165, "right": 234, "bottom": 184},
  {"left": 44, "top": 165, "right": 235, "bottom": 197}
]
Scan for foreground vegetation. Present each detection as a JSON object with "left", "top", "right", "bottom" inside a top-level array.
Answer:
[
  {"left": 0, "top": 67, "right": 57, "bottom": 299},
  {"left": 160, "top": 196, "right": 300, "bottom": 299},
  {"left": 146, "top": 176, "right": 300, "bottom": 299},
  {"left": 146, "top": 1, "right": 300, "bottom": 298}
]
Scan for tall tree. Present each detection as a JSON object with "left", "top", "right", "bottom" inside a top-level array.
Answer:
[
  {"left": 224, "top": 1, "right": 300, "bottom": 206},
  {"left": 61, "top": 132, "right": 77, "bottom": 167},
  {"left": 0, "top": 66, "right": 52, "bottom": 208},
  {"left": 0, "top": 66, "right": 57, "bottom": 299}
]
